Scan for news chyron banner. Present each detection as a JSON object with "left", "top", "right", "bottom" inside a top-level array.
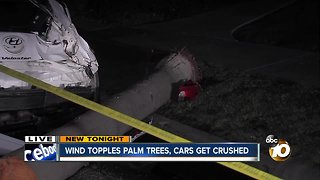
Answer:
[{"left": 24, "top": 136, "right": 260, "bottom": 162}]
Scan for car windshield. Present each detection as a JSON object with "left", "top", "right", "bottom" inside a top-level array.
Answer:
[{"left": 0, "top": 0, "right": 51, "bottom": 34}]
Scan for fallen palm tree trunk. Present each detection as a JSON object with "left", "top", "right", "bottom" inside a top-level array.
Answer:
[{"left": 2, "top": 50, "right": 200, "bottom": 180}]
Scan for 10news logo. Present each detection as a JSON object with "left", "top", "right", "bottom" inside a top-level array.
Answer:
[{"left": 265, "top": 135, "right": 291, "bottom": 161}]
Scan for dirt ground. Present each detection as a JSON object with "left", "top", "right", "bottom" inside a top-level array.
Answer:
[{"left": 158, "top": 59, "right": 320, "bottom": 165}]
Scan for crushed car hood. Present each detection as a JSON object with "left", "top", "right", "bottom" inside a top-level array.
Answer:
[
  {"left": 0, "top": 32, "right": 93, "bottom": 89},
  {"left": 0, "top": 0, "right": 98, "bottom": 89}
]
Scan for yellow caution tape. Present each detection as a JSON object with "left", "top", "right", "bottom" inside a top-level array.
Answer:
[{"left": 0, "top": 64, "right": 280, "bottom": 180}]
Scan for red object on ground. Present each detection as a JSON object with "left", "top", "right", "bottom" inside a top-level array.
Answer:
[{"left": 178, "top": 80, "right": 201, "bottom": 101}]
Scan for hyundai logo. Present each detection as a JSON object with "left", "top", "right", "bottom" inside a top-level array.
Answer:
[
  {"left": 5, "top": 37, "right": 23, "bottom": 46},
  {"left": 2, "top": 35, "right": 24, "bottom": 54}
]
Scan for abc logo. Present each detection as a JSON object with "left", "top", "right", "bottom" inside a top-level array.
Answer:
[{"left": 266, "top": 135, "right": 291, "bottom": 161}]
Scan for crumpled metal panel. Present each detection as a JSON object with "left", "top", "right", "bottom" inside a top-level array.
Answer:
[{"left": 0, "top": 0, "right": 98, "bottom": 89}]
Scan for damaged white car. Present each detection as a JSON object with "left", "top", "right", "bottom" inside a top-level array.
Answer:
[{"left": 0, "top": 0, "right": 99, "bottom": 110}]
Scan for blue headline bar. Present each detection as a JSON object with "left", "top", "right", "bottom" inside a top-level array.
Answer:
[{"left": 59, "top": 143, "right": 259, "bottom": 159}]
